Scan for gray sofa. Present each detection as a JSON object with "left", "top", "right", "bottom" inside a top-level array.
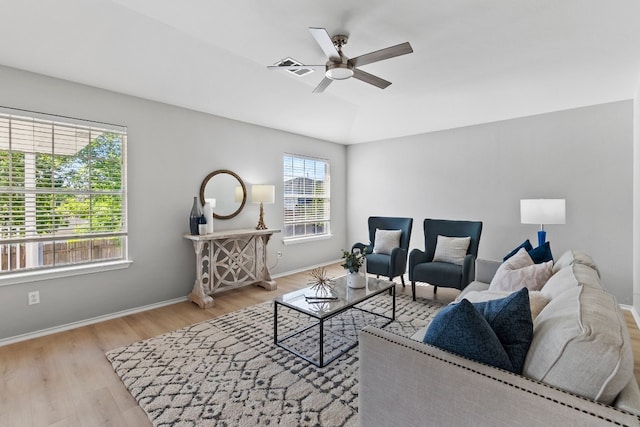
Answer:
[{"left": 359, "top": 250, "right": 640, "bottom": 426}]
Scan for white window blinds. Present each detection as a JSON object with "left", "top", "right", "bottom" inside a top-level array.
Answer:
[
  {"left": 0, "top": 107, "right": 127, "bottom": 274},
  {"left": 283, "top": 154, "right": 330, "bottom": 240}
]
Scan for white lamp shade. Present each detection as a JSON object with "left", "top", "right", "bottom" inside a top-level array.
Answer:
[
  {"left": 234, "top": 186, "right": 244, "bottom": 203},
  {"left": 520, "top": 199, "right": 566, "bottom": 225},
  {"left": 251, "top": 185, "right": 275, "bottom": 204}
]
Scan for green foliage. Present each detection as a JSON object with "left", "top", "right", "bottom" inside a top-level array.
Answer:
[
  {"left": 341, "top": 249, "right": 366, "bottom": 273},
  {"left": 0, "top": 131, "right": 124, "bottom": 236}
]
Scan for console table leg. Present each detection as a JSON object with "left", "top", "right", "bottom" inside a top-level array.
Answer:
[
  {"left": 188, "top": 240, "right": 214, "bottom": 308},
  {"left": 188, "top": 281, "right": 214, "bottom": 309}
]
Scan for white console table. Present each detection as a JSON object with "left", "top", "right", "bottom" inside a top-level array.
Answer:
[{"left": 184, "top": 228, "right": 280, "bottom": 308}]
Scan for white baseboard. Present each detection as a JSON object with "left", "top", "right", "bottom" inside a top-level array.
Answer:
[
  {"left": 0, "top": 260, "right": 344, "bottom": 347},
  {"left": 620, "top": 304, "right": 640, "bottom": 330},
  {"left": 0, "top": 296, "right": 188, "bottom": 347},
  {"left": 272, "top": 259, "right": 342, "bottom": 279}
]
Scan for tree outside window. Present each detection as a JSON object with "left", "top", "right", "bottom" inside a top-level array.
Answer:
[{"left": 0, "top": 110, "right": 127, "bottom": 273}]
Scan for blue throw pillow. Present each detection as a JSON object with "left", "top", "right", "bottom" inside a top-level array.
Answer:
[
  {"left": 503, "top": 239, "right": 533, "bottom": 261},
  {"left": 423, "top": 299, "right": 514, "bottom": 372},
  {"left": 423, "top": 288, "right": 533, "bottom": 374},
  {"left": 472, "top": 288, "right": 533, "bottom": 374},
  {"left": 528, "top": 241, "right": 553, "bottom": 264}
]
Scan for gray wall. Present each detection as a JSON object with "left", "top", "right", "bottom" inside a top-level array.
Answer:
[
  {"left": 0, "top": 65, "right": 347, "bottom": 340},
  {"left": 347, "top": 101, "right": 634, "bottom": 304},
  {"left": 0, "top": 63, "right": 634, "bottom": 341}
]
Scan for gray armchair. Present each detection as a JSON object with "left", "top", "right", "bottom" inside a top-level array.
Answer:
[
  {"left": 409, "top": 219, "right": 482, "bottom": 300},
  {"left": 352, "top": 216, "right": 413, "bottom": 286}
]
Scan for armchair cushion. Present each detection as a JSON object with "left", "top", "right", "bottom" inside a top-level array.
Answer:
[
  {"left": 432, "top": 235, "right": 470, "bottom": 265},
  {"left": 412, "top": 262, "right": 463, "bottom": 287},
  {"left": 372, "top": 229, "right": 402, "bottom": 255}
]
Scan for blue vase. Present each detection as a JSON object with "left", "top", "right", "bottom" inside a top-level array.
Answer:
[{"left": 189, "top": 196, "right": 202, "bottom": 235}]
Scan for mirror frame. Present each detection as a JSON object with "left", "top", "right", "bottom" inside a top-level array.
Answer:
[{"left": 199, "top": 169, "right": 247, "bottom": 220}]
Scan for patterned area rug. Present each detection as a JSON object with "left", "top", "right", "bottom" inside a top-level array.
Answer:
[{"left": 106, "top": 292, "right": 443, "bottom": 427}]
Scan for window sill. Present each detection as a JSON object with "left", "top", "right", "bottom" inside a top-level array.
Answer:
[
  {"left": 0, "top": 260, "right": 133, "bottom": 287},
  {"left": 283, "top": 234, "right": 333, "bottom": 245}
]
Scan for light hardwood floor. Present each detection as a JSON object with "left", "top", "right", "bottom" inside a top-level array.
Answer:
[{"left": 1, "top": 263, "right": 639, "bottom": 427}]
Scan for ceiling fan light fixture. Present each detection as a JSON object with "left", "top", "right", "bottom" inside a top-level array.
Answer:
[{"left": 325, "top": 63, "right": 353, "bottom": 80}]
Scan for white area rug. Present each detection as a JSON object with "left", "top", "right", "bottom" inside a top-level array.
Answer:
[{"left": 106, "top": 292, "right": 443, "bottom": 426}]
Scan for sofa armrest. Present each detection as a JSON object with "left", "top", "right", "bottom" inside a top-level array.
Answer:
[
  {"left": 475, "top": 258, "right": 502, "bottom": 284},
  {"left": 408, "top": 249, "right": 428, "bottom": 281},
  {"left": 615, "top": 379, "right": 640, "bottom": 417},
  {"left": 359, "top": 326, "right": 640, "bottom": 427}
]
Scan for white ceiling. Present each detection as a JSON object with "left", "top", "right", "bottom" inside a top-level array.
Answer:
[{"left": 1, "top": 0, "right": 640, "bottom": 144}]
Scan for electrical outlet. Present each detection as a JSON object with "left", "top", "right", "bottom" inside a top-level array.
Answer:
[
  {"left": 277, "top": 251, "right": 283, "bottom": 258},
  {"left": 28, "top": 291, "right": 40, "bottom": 305}
]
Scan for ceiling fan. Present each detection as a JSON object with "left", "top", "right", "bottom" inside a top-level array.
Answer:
[{"left": 267, "top": 27, "right": 413, "bottom": 93}]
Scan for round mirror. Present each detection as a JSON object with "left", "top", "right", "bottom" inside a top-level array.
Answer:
[{"left": 199, "top": 169, "right": 247, "bottom": 220}]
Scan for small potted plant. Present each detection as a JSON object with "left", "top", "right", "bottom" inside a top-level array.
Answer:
[{"left": 341, "top": 248, "right": 367, "bottom": 288}]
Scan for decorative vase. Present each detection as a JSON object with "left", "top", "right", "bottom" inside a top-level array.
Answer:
[
  {"left": 203, "top": 201, "right": 214, "bottom": 234},
  {"left": 189, "top": 196, "right": 202, "bottom": 235},
  {"left": 347, "top": 271, "right": 365, "bottom": 289}
]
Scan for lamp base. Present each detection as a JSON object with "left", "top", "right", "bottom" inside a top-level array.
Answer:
[
  {"left": 537, "top": 229, "right": 546, "bottom": 247},
  {"left": 255, "top": 202, "right": 267, "bottom": 230}
]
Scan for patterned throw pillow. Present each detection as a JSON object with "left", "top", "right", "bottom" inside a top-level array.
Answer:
[
  {"left": 424, "top": 288, "right": 533, "bottom": 374},
  {"left": 528, "top": 241, "right": 553, "bottom": 263},
  {"left": 423, "top": 299, "right": 514, "bottom": 371},
  {"left": 432, "top": 235, "right": 471, "bottom": 265},
  {"left": 373, "top": 229, "right": 402, "bottom": 255},
  {"left": 503, "top": 239, "right": 533, "bottom": 261},
  {"left": 503, "top": 239, "right": 553, "bottom": 264}
]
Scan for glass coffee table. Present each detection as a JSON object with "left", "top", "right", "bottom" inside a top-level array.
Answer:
[{"left": 274, "top": 275, "right": 395, "bottom": 367}]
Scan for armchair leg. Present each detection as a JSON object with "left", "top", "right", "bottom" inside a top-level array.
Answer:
[
  {"left": 411, "top": 281, "right": 416, "bottom": 301},
  {"left": 433, "top": 285, "right": 438, "bottom": 294},
  {"left": 400, "top": 275, "right": 406, "bottom": 287}
]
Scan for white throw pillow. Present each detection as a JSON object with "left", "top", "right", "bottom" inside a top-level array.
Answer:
[
  {"left": 373, "top": 229, "right": 402, "bottom": 255},
  {"left": 489, "top": 247, "right": 553, "bottom": 292},
  {"left": 432, "top": 235, "right": 471, "bottom": 265}
]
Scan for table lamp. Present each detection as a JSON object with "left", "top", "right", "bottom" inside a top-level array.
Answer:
[
  {"left": 252, "top": 184, "right": 275, "bottom": 230},
  {"left": 520, "top": 199, "right": 566, "bottom": 246}
]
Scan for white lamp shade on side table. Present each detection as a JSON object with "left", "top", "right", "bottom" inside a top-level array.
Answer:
[{"left": 520, "top": 199, "right": 566, "bottom": 246}]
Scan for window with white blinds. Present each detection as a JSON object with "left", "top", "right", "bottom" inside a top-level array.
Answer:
[
  {"left": 283, "top": 154, "right": 330, "bottom": 240},
  {"left": 0, "top": 107, "right": 127, "bottom": 275}
]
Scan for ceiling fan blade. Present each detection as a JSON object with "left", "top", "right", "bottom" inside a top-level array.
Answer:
[
  {"left": 352, "top": 69, "right": 392, "bottom": 89},
  {"left": 266, "top": 65, "right": 325, "bottom": 71},
  {"left": 349, "top": 42, "right": 413, "bottom": 67},
  {"left": 309, "top": 27, "right": 340, "bottom": 61},
  {"left": 312, "top": 77, "right": 333, "bottom": 93}
]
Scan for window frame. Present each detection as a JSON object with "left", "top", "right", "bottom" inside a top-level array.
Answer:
[
  {"left": 0, "top": 107, "right": 130, "bottom": 285},
  {"left": 282, "top": 153, "right": 331, "bottom": 243}
]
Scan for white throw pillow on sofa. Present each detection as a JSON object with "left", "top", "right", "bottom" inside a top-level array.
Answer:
[
  {"left": 432, "top": 235, "right": 470, "bottom": 265},
  {"left": 373, "top": 229, "right": 402, "bottom": 255},
  {"left": 489, "top": 248, "right": 553, "bottom": 292}
]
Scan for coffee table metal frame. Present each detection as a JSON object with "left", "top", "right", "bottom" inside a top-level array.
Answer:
[{"left": 274, "top": 276, "right": 395, "bottom": 367}]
